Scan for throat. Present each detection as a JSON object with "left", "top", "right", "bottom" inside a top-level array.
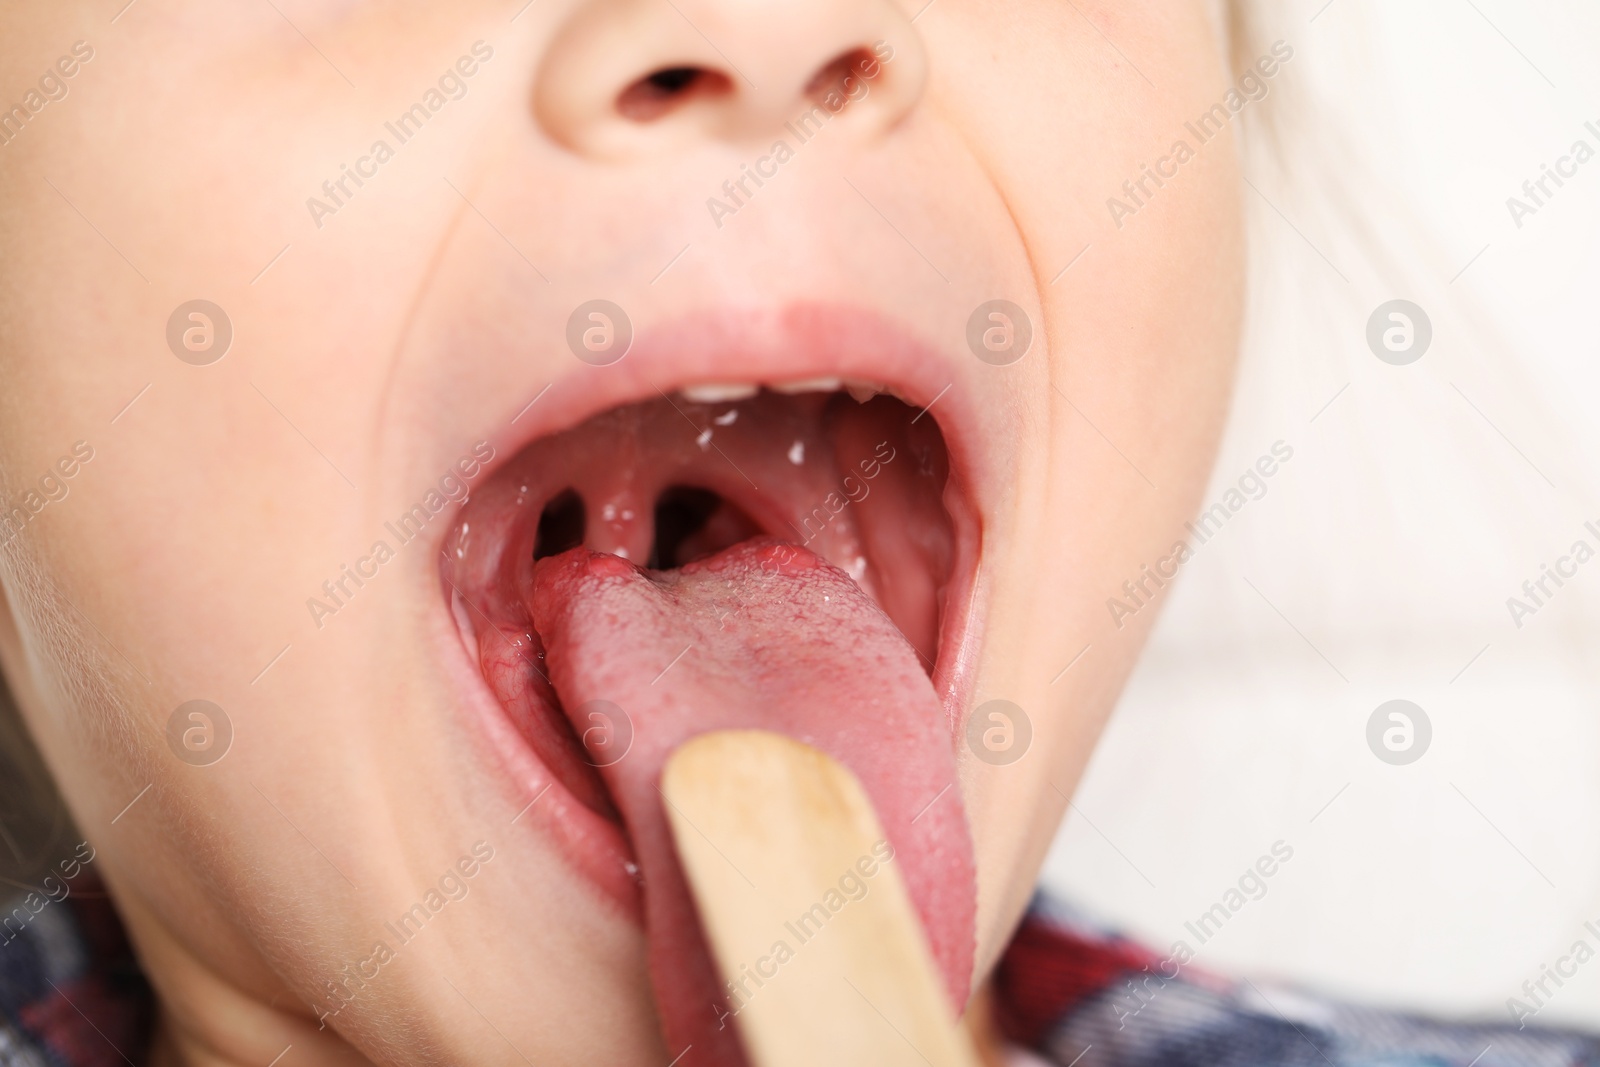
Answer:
[{"left": 118, "top": 886, "right": 372, "bottom": 1067}]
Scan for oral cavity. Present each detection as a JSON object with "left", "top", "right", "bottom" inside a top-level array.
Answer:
[{"left": 448, "top": 386, "right": 971, "bottom": 1063}]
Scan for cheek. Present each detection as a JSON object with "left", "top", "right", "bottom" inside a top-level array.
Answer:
[{"left": 940, "top": 0, "right": 1243, "bottom": 982}]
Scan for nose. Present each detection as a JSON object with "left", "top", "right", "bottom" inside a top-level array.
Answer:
[{"left": 534, "top": 0, "right": 928, "bottom": 161}]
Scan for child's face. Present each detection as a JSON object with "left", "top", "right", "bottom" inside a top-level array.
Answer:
[{"left": 0, "top": 1, "right": 1240, "bottom": 1062}]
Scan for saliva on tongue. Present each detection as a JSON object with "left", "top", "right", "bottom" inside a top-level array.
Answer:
[{"left": 528, "top": 538, "right": 976, "bottom": 1065}]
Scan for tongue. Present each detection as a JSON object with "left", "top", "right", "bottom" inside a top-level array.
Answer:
[{"left": 528, "top": 539, "right": 975, "bottom": 1065}]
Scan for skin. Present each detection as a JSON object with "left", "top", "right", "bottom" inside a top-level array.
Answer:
[{"left": 0, "top": 1, "right": 1242, "bottom": 1064}]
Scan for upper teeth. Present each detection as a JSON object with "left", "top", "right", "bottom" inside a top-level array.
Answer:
[
  {"left": 770, "top": 377, "right": 842, "bottom": 394},
  {"left": 675, "top": 378, "right": 898, "bottom": 406},
  {"left": 680, "top": 382, "right": 760, "bottom": 403}
]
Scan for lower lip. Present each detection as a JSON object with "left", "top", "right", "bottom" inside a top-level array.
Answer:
[
  {"left": 434, "top": 587, "right": 645, "bottom": 917},
  {"left": 435, "top": 303, "right": 988, "bottom": 920}
]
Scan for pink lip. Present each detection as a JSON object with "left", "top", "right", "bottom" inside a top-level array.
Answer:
[{"left": 433, "top": 301, "right": 987, "bottom": 916}]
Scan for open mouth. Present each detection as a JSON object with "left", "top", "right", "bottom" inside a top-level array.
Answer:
[
  {"left": 442, "top": 321, "right": 983, "bottom": 1064},
  {"left": 458, "top": 382, "right": 959, "bottom": 790}
]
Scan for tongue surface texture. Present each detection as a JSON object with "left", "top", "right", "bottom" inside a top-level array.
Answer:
[{"left": 528, "top": 540, "right": 975, "bottom": 1066}]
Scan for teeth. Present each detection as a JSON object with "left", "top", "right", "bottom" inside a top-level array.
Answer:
[
  {"left": 844, "top": 380, "right": 883, "bottom": 403},
  {"left": 681, "top": 382, "right": 759, "bottom": 403},
  {"left": 678, "top": 377, "right": 891, "bottom": 401},
  {"left": 770, "top": 377, "right": 842, "bottom": 395}
]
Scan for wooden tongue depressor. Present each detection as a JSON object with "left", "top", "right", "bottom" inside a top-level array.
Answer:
[{"left": 661, "top": 730, "right": 982, "bottom": 1067}]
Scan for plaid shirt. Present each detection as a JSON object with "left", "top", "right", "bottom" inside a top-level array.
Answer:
[
  {"left": 0, "top": 882, "right": 150, "bottom": 1067},
  {"left": 994, "top": 898, "right": 1600, "bottom": 1067},
  {"left": 4, "top": 887, "right": 1596, "bottom": 1066}
]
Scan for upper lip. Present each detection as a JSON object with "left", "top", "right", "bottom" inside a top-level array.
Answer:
[{"left": 479, "top": 302, "right": 980, "bottom": 500}]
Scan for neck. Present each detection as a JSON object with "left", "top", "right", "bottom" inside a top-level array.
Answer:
[{"left": 118, "top": 886, "right": 367, "bottom": 1067}]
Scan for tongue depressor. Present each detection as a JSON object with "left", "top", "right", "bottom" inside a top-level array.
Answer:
[{"left": 661, "top": 729, "right": 983, "bottom": 1067}]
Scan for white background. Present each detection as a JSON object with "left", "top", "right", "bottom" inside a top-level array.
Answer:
[{"left": 1039, "top": 0, "right": 1600, "bottom": 1032}]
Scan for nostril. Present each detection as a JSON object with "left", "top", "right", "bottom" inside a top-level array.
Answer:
[
  {"left": 803, "top": 46, "right": 884, "bottom": 107},
  {"left": 534, "top": 489, "right": 586, "bottom": 560},
  {"left": 616, "top": 66, "right": 734, "bottom": 123}
]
